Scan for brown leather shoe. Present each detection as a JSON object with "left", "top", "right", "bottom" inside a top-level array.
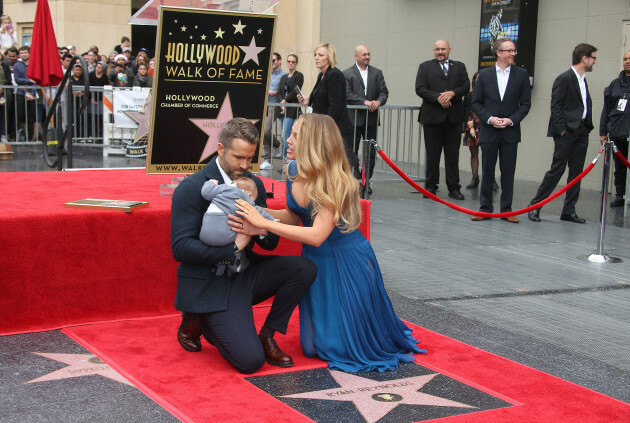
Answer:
[
  {"left": 501, "top": 216, "right": 520, "bottom": 223},
  {"left": 177, "top": 312, "right": 203, "bottom": 352},
  {"left": 470, "top": 215, "right": 488, "bottom": 221},
  {"left": 260, "top": 336, "right": 294, "bottom": 367}
]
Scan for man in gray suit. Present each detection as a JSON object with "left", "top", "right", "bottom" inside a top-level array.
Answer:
[{"left": 343, "top": 45, "right": 389, "bottom": 193}]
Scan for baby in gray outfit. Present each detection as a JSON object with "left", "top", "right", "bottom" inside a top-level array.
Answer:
[{"left": 200, "top": 177, "right": 275, "bottom": 275}]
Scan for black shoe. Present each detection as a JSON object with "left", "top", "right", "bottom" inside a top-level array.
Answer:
[
  {"left": 367, "top": 183, "right": 373, "bottom": 195},
  {"left": 493, "top": 181, "right": 500, "bottom": 191},
  {"left": 528, "top": 208, "right": 541, "bottom": 222},
  {"left": 560, "top": 213, "right": 586, "bottom": 224},
  {"left": 466, "top": 176, "right": 479, "bottom": 189},
  {"left": 177, "top": 312, "right": 203, "bottom": 352},
  {"left": 423, "top": 186, "right": 437, "bottom": 198},
  {"left": 610, "top": 196, "right": 624, "bottom": 207},
  {"left": 448, "top": 190, "right": 465, "bottom": 200}
]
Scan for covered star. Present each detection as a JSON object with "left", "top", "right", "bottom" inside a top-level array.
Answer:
[
  {"left": 239, "top": 36, "right": 266, "bottom": 65},
  {"left": 281, "top": 370, "right": 476, "bottom": 423},
  {"left": 190, "top": 93, "right": 258, "bottom": 163},
  {"left": 124, "top": 93, "right": 153, "bottom": 144},
  {"left": 233, "top": 20, "right": 246, "bottom": 34},
  {"left": 26, "top": 353, "right": 133, "bottom": 387},
  {"left": 214, "top": 27, "right": 225, "bottom": 39}
]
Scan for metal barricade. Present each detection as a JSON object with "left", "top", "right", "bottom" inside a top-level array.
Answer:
[{"left": 263, "top": 103, "right": 422, "bottom": 182}]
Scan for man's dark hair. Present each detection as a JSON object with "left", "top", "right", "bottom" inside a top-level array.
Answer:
[
  {"left": 218, "top": 118, "right": 260, "bottom": 149},
  {"left": 273, "top": 52, "right": 281, "bottom": 60},
  {"left": 572, "top": 43, "right": 597, "bottom": 65},
  {"left": 121, "top": 36, "right": 130, "bottom": 43},
  {"left": 62, "top": 53, "right": 73, "bottom": 61},
  {"left": 6, "top": 47, "right": 18, "bottom": 55},
  {"left": 18, "top": 45, "right": 30, "bottom": 53}
]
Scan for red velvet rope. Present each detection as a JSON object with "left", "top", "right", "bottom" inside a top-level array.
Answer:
[
  {"left": 614, "top": 149, "right": 630, "bottom": 169},
  {"left": 377, "top": 149, "right": 601, "bottom": 218}
]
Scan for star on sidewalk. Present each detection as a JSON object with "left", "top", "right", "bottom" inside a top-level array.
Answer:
[
  {"left": 26, "top": 353, "right": 133, "bottom": 387},
  {"left": 215, "top": 27, "right": 225, "bottom": 39},
  {"left": 233, "top": 20, "right": 246, "bottom": 34},
  {"left": 239, "top": 36, "right": 266, "bottom": 65},
  {"left": 190, "top": 93, "right": 258, "bottom": 163},
  {"left": 281, "top": 370, "right": 476, "bottom": 423},
  {"left": 124, "top": 93, "right": 153, "bottom": 144}
]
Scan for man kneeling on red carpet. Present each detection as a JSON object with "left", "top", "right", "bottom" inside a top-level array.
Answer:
[{"left": 171, "top": 118, "right": 317, "bottom": 374}]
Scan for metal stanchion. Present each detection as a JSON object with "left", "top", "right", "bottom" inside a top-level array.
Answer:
[{"left": 584, "top": 140, "right": 622, "bottom": 263}]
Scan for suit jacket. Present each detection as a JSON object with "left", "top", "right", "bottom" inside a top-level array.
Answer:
[
  {"left": 471, "top": 65, "right": 531, "bottom": 143},
  {"left": 343, "top": 64, "right": 389, "bottom": 127},
  {"left": 415, "top": 59, "right": 470, "bottom": 125},
  {"left": 171, "top": 157, "right": 279, "bottom": 314},
  {"left": 278, "top": 71, "right": 304, "bottom": 119},
  {"left": 309, "top": 66, "right": 352, "bottom": 135},
  {"left": 548, "top": 68, "right": 593, "bottom": 137}
]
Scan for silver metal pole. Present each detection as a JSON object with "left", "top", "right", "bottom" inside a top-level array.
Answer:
[{"left": 586, "top": 140, "right": 622, "bottom": 263}]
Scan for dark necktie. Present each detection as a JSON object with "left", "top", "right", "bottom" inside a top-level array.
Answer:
[{"left": 441, "top": 62, "right": 448, "bottom": 77}]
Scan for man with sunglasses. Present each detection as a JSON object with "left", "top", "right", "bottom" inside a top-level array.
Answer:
[
  {"left": 261, "top": 52, "right": 287, "bottom": 169},
  {"left": 528, "top": 43, "right": 597, "bottom": 224}
]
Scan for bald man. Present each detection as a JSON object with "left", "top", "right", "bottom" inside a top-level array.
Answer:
[
  {"left": 416, "top": 39, "right": 470, "bottom": 200},
  {"left": 600, "top": 49, "right": 630, "bottom": 208},
  {"left": 343, "top": 45, "right": 389, "bottom": 194}
]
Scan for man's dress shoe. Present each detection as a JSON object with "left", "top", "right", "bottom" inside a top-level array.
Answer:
[
  {"left": 177, "top": 312, "right": 203, "bottom": 352},
  {"left": 260, "top": 336, "right": 294, "bottom": 367},
  {"left": 470, "top": 215, "right": 488, "bottom": 221},
  {"left": 528, "top": 209, "right": 541, "bottom": 222},
  {"left": 423, "top": 186, "right": 437, "bottom": 198},
  {"left": 501, "top": 216, "right": 519, "bottom": 223},
  {"left": 560, "top": 213, "right": 586, "bottom": 224},
  {"left": 610, "top": 197, "right": 624, "bottom": 207},
  {"left": 448, "top": 190, "right": 465, "bottom": 200}
]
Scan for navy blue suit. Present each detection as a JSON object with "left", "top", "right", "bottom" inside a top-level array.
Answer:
[
  {"left": 171, "top": 157, "right": 316, "bottom": 373},
  {"left": 472, "top": 65, "right": 531, "bottom": 212}
]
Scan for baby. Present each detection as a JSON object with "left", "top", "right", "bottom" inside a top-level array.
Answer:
[{"left": 200, "top": 177, "right": 275, "bottom": 275}]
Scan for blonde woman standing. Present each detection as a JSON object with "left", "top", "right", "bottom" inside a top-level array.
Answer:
[
  {"left": 235, "top": 114, "right": 425, "bottom": 372},
  {"left": 0, "top": 15, "right": 17, "bottom": 53}
]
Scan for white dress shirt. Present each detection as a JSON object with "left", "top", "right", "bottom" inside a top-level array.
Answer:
[
  {"left": 571, "top": 66, "right": 588, "bottom": 119},
  {"left": 356, "top": 64, "right": 368, "bottom": 96},
  {"left": 496, "top": 64, "right": 511, "bottom": 101}
]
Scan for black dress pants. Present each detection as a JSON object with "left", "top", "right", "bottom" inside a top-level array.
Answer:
[
  {"left": 423, "top": 122, "right": 461, "bottom": 191},
  {"left": 200, "top": 255, "right": 316, "bottom": 374},
  {"left": 530, "top": 124, "right": 589, "bottom": 215},
  {"left": 611, "top": 137, "right": 628, "bottom": 197},
  {"left": 479, "top": 136, "right": 518, "bottom": 213},
  {"left": 352, "top": 124, "right": 377, "bottom": 179}
]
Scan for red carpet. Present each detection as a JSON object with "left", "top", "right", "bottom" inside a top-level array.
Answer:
[
  {"left": 63, "top": 309, "right": 630, "bottom": 423},
  {"left": 0, "top": 169, "right": 370, "bottom": 335}
]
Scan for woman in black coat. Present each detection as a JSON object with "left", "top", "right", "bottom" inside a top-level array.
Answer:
[
  {"left": 298, "top": 43, "right": 358, "bottom": 172},
  {"left": 278, "top": 53, "right": 304, "bottom": 144}
]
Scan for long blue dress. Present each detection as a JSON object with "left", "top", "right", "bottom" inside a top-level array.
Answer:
[{"left": 286, "top": 161, "right": 426, "bottom": 372}]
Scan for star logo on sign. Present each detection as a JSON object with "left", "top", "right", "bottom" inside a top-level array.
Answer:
[
  {"left": 181, "top": 25, "right": 187, "bottom": 32},
  {"left": 215, "top": 27, "right": 225, "bottom": 39},
  {"left": 124, "top": 92, "right": 153, "bottom": 144},
  {"left": 257, "top": 28, "right": 263, "bottom": 34},
  {"left": 281, "top": 370, "right": 476, "bottom": 423},
  {"left": 233, "top": 20, "right": 246, "bottom": 34},
  {"left": 239, "top": 36, "right": 266, "bottom": 65},
  {"left": 26, "top": 353, "right": 133, "bottom": 387},
  {"left": 201, "top": 34, "right": 207, "bottom": 40},
  {"left": 190, "top": 92, "right": 258, "bottom": 163}
]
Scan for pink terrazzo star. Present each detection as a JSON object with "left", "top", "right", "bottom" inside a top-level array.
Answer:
[{"left": 26, "top": 352, "right": 133, "bottom": 386}]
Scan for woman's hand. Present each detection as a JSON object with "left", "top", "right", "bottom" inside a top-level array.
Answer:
[
  {"left": 297, "top": 93, "right": 309, "bottom": 105},
  {"left": 227, "top": 212, "right": 266, "bottom": 236},
  {"left": 234, "top": 199, "right": 270, "bottom": 230}
]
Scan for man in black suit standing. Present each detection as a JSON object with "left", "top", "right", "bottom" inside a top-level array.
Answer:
[
  {"left": 528, "top": 44, "right": 597, "bottom": 224},
  {"left": 471, "top": 38, "right": 531, "bottom": 223},
  {"left": 416, "top": 39, "right": 470, "bottom": 200},
  {"left": 343, "top": 45, "right": 389, "bottom": 193},
  {"left": 171, "top": 118, "right": 316, "bottom": 374}
]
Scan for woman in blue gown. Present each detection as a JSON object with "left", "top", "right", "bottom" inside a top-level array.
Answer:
[{"left": 235, "top": 114, "right": 425, "bottom": 372}]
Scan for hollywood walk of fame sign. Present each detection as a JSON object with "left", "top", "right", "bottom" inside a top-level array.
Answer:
[
  {"left": 146, "top": 7, "right": 276, "bottom": 174},
  {"left": 123, "top": 92, "right": 153, "bottom": 157},
  {"left": 246, "top": 364, "right": 515, "bottom": 423},
  {"left": 26, "top": 353, "right": 133, "bottom": 387}
]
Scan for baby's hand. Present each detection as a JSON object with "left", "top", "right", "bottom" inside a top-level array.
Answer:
[{"left": 208, "top": 179, "right": 219, "bottom": 185}]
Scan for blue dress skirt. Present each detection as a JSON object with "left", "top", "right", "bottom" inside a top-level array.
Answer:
[{"left": 286, "top": 161, "right": 425, "bottom": 372}]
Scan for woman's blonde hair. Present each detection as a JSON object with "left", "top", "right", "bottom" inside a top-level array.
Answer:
[
  {"left": 292, "top": 114, "right": 361, "bottom": 232},
  {"left": 314, "top": 42, "right": 337, "bottom": 68}
]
